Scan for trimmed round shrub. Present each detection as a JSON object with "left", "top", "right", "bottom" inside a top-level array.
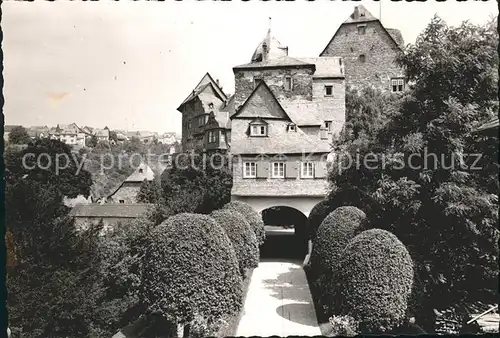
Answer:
[
  {"left": 308, "top": 200, "right": 336, "bottom": 241},
  {"left": 310, "top": 206, "right": 366, "bottom": 276},
  {"left": 141, "top": 213, "right": 243, "bottom": 329},
  {"left": 210, "top": 209, "right": 259, "bottom": 277},
  {"left": 332, "top": 229, "right": 414, "bottom": 333},
  {"left": 223, "top": 201, "right": 266, "bottom": 245}
]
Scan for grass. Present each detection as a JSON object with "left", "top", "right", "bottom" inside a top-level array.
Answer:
[{"left": 215, "top": 267, "right": 254, "bottom": 337}]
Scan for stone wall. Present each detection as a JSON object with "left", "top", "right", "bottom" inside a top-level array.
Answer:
[
  {"left": 321, "top": 21, "right": 404, "bottom": 91},
  {"left": 233, "top": 67, "right": 314, "bottom": 110}
]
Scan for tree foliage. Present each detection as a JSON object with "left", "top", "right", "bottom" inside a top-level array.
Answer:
[
  {"left": 210, "top": 209, "right": 259, "bottom": 277},
  {"left": 332, "top": 229, "right": 414, "bottom": 333},
  {"left": 328, "top": 16, "right": 499, "bottom": 321},
  {"left": 223, "top": 201, "right": 266, "bottom": 245},
  {"left": 161, "top": 151, "right": 232, "bottom": 214},
  {"left": 141, "top": 213, "right": 243, "bottom": 334},
  {"left": 8, "top": 126, "right": 31, "bottom": 145},
  {"left": 5, "top": 139, "right": 93, "bottom": 198}
]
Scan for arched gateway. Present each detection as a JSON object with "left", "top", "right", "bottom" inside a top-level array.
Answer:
[{"left": 231, "top": 195, "right": 324, "bottom": 218}]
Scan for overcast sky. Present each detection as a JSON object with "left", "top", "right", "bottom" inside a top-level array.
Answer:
[{"left": 3, "top": 0, "right": 497, "bottom": 133}]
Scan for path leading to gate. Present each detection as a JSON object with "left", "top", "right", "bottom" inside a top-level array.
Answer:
[{"left": 236, "top": 259, "right": 321, "bottom": 337}]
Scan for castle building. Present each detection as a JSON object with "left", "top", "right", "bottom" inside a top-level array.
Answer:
[
  {"left": 228, "top": 27, "right": 346, "bottom": 217},
  {"left": 320, "top": 5, "right": 405, "bottom": 92},
  {"left": 177, "top": 73, "right": 231, "bottom": 152}
]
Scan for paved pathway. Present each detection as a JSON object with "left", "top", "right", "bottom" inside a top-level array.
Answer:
[{"left": 236, "top": 259, "right": 321, "bottom": 337}]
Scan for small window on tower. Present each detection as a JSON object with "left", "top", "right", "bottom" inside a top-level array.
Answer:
[
  {"left": 359, "top": 54, "right": 366, "bottom": 63},
  {"left": 284, "top": 76, "right": 293, "bottom": 91},
  {"left": 357, "top": 25, "right": 366, "bottom": 35},
  {"left": 325, "top": 85, "right": 333, "bottom": 96}
]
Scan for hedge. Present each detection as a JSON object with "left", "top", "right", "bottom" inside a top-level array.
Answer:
[
  {"left": 223, "top": 201, "right": 266, "bottom": 245},
  {"left": 141, "top": 213, "right": 243, "bottom": 330},
  {"left": 308, "top": 200, "right": 336, "bottom": 241},
  {"left": 332, "top": 229, "right": 414, "bottom": 333},
  {"left": 310, "top": 206, "right": 366, "bottom": 277},
  {"left": 210, "top": 209, "right": 259, "bottom": 277}
]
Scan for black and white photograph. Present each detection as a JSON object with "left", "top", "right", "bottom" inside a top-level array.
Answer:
[{"left": 2, "top": 0, "right": 499, "bottom": 337}]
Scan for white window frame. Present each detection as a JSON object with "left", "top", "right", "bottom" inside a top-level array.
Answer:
[
  {"left": 208, "top": 130, "right": 217, "bottom": 143},
  {"left": 284, "top": 76, "right": 293, "bottom": 91},
  {"left": 271, "top": 162, "right": 285, "bottom": 178},
  {"left": 250, "top": 124, "right": 267, "bottom": 137},
  {"left": 325, "top": 85, "right": 333, "bottom": 96},
  {"left": 301, "top": 162, "right": 314, "bottom": 178},
  {"left": 243, "top": 161, "right": 256, "bottom": 178},
  {"left": 325, "top": 121, "right": 333, "bottom": 132},
  {"left": 391, "top": 78, "right": 405, "bottom": 93}
]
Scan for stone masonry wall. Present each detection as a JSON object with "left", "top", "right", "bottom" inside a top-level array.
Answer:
[
  {"left": 321, "top": 21, "right": 404, "bottom": 91},
  {"left": 312, "top": 78, "right": 346, "bottom": 136},
  {"left": 233, "top": 67, "right": 314, "bottom": 110}
]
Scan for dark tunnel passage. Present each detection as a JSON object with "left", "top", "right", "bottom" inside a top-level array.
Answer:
[{"left": 260, "top": 206, "right": 308, "bottom": 260}]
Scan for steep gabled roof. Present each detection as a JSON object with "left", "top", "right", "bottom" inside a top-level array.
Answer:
[
  {"left": 319, "top": 5, "right": 403, "bottom": 56},
  {"left": 230, "top": 119, "right": 330, "bottom": 155},
  {"left": 231, "top": 81, "right": 291, "bottom": 121},
  {"left": 177, "top": 73, "right": 227, "bottom": 111}
]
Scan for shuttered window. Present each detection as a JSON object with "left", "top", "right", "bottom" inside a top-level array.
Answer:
[
  {"left": 285, "top": 161, "right": 298, "bottom": 178},
  {"left": 314, "top": 161, "right": 327, "bottom": 178},
  {"left": 256, "top": 162, "right": 269, "bottom": 178}
]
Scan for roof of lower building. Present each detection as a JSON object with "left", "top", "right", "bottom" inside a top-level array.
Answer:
[
  {"left": 125, "top": 163, "right": 155, "bottom": 182},
  {"left": 234, "top": 56, "right": 315, "bottom": 70},
  {"left": 281, "top": 100, "right": 333, "bottom": 126},
  {"left": 70, "top": 203, "right": 153, "bottom": 218}
]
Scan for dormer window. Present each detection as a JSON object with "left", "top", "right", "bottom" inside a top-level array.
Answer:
[
  {"left": 138, "top": 168, "right": 143, "bottom": 174},
  {"left": 287, "top": 123, "right": 297, "bottom": 132},
  {"left": 208, "top": 102, "right": 214, "bottom": 109},
  {"left": 250, "top": 124, "right": 267, "bottom": 136}
]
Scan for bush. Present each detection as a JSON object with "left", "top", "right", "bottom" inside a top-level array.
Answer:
[
  {"left": 210, "top": 209, "right": 259, "bottom": 277},
  {"left": 141, "top": 213, "right": 243, "bottom": 334},
  {"left": 223, "top": 201, "right": 266, "bottom": 245},
  {"left": 328, "top": 315, "right": 359, "bottom": 337},
  {"left": 310, "top": 206, "right": 366, "bottom": 276},
  {"left": 332, "top": 229, "right": 414, "bottom": 333},
  {"left": 308, "top": 200, "right": 336, "bottom": 241}
]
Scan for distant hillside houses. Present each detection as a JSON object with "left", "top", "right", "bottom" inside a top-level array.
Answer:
[{"left": 4, "top": 122, "right": 180, "bottom": 147}]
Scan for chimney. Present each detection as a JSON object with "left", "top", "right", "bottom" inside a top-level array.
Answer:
[
  {"left": 353, "top": 6, "right": 360, "bottom": 19},
  {"left": 216, "top": 79, "right": 220, "bottom": 87}
]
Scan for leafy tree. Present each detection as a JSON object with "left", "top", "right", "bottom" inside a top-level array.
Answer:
[
  {"left": 161, "top": 151, "right": 232, "bottom": 214},
  {"left": 136, "top": 179, "right": 162, "bottom": 203},
  {"left": 6, "top": 179, "right": 102, "bottom": 337},
  {"left": 328, "top": 16, "right": 499, "bottom": 326},
  {"left": 5, "top": 138, "right": 93, "bottom": 198},
  {"left": 8, "top": 126, "right": 31, "bottom": 145},
  {"left": 85, "top": 135, "right": 98, "bottom": 148},
  {"left": 141, "top": 213, "right": 243, "bottom": 337}
]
